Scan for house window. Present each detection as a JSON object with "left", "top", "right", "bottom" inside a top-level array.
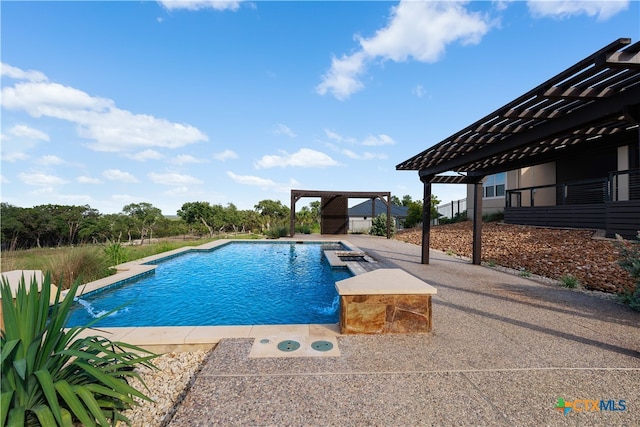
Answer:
[{"left": 483, "top": 173, "right": 506, "bottom": 198}]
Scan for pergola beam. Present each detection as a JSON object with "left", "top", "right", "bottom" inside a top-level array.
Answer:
[
  {"left": 396, "top": 38, "right": 640, "bottom": 270},
  {"left": 396, "top": 38, "right": 639, "bottom": 176},
  {"left": 412, "top": 85, "right": 640, "bottom": 176}
]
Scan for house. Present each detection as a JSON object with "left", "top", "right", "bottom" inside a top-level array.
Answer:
[
  {"left": 348, "top": 199, "right": 408, "bottom": 232},
  {"left": 396, "top": 38, "right": 640, "bottom": 264}
]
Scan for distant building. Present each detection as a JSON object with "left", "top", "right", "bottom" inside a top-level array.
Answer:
[{"left": 348, "top": 199, "right": 408, "bottom": 232}]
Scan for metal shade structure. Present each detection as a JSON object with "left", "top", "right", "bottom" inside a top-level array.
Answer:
[{"left": 396, "top": 38, "right": 640, "bottom": 265}]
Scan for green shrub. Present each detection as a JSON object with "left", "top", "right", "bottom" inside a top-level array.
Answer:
[
  {"left": 438, "top": 211, "right": 468, "bottom": 225},
  {"left": 1, "top": 273, "right": 157, "bottom": 426},
  {"left": 559, "top": 274, "right": 579, "bottom": 289},
  {"left": 46, "top": 247, "right": 112, "bottom": 290},
  {"left": 295, "top": 224, "right": 311, "bottom": 234},
  {"left": 104, "top": 241, "right": 128, "bottom": 266},
  {"left": 265, "top": 226, "right": 289, "bottom": 239},
  {"left": 616, "top": 233, "right": 640, "bottom": 311},
  {"left": 482, "top": 211, "right": 504, "bottom": 223},
  {"left": 369, "top": 214, "right": 395, "bottom": 237}
]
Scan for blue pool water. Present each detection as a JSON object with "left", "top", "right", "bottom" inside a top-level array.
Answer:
[{"left": 66, "top": 242, "right": 352, "bottom": 327}]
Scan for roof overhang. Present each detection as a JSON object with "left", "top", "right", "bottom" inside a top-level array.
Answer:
[{"left": 396, "top": 38, "right": 640, "bottom": 180}]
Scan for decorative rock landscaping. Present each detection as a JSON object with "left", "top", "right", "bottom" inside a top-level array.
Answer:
[
  {"left": 395, "top": 222, "right": 636, "bottom": 294},
  {"left": 124, "top": 350, "right": 209, "bottom": 427}
]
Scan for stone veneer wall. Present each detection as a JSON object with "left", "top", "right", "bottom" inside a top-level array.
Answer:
[{"left": 340, "top": 294, "right": 432, "bottom": 334}]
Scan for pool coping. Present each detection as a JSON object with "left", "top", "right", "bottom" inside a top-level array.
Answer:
[
  {"left": 75, "top": 323, "right": 342, "bottom": 353},
  {"left": 68, "top": 238, "right": 361, "bottom": 351}
]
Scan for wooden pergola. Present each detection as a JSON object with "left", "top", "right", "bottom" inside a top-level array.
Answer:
[
  {"left": 290, "top": 190, "right": 392, "bottom": 238},
  {"left": 396, "top": 38, "right": 640, "bottom": 265}
]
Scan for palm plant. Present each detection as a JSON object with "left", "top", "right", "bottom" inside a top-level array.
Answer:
[{"left": 1, "top": 272, "right": 157, "bottom": 426}]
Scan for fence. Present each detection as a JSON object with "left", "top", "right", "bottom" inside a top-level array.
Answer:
[{"left": 434, "top": 198, "right": 467, "bottom": 224}]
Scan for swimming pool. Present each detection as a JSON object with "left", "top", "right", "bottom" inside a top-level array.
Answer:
[{"left": 66, "top": 241, "right": 352, "bottom": 327}]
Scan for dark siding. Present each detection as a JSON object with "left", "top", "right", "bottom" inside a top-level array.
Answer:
[
  {"left": 321, "top": 196, "right": 348, "bottom": 234},
  {"left": 606, "top": 201, "right": 640, "bottom": 239},
  {"left": 504, "top": 205, "right": 606, "bottom": 229},
  {"left": 505, "top": 202, "right": 640, "bottom": 239}
]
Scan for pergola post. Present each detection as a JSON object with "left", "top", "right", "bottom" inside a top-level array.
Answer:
[
  {"left": 471, "top": 178, "right": 484, "bottom": 265},
  {"left": 420, "top": 176, "right": 433, "bottom": 264},
  {"left": 289, "top": 192, "right": 296, "bottom": 237},
  {"left": 386, "top": 195, "right": 391, "bottom": 239}
]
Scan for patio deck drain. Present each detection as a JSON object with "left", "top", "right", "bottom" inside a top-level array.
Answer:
[
  {"left": 311, "top": 340, "right": 334, "bottom": 352},
  {"left": 277, "top": 340, "right": 301, "bottom": 352}
]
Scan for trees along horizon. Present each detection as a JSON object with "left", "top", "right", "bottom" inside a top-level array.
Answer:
[
  {"left": 253, "top": 199, "right": 290, "bottom": 232},
  {"left": 1, "top": 195, "right": 432, "bottom": 250}
]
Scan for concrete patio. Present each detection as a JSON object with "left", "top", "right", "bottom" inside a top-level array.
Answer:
[{"left": 167, "top": 235, "right": 640, "bottom": 426}]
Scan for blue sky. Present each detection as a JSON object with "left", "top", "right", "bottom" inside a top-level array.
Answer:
[{"left": 1, "top": 1, "right": 638, "bottom": 215}]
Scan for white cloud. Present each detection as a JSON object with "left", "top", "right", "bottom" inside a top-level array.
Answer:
[
  {"left": 77, "top": 176, "right": 103, "bottom": 184},
  {"left": 342, "top": 149, "right": 388, "bottom": 160},
  {"left": 1, "top": 65, "right": 208, "bottom": 153},
  {"left": 170, "top": 154, "right": 207, "bottom": 164},
  {"left": 18, "top": 172, "right": 68, "bottom": 186},
  {"left": 148, "top": 172, "right": 203, "bottom": 185},
  {"left": 274, "top": 178, "right": 303, "bottom": 194},
  {"left": 34, "top": 155, "right": 65, "bottom": 165},
  {"left": 226, "top": 171, "right": 276, "bottom": 187},
  {"left": 226, "top": 171, "right": 296, "bottom": 195},
  {"left": 412, "top": 84, "right": 426, "bottom": 98},
  {"left": 163, "top": 186, "right": 191, "bottom": 196},
  {"left": 0, "top": 63, "right": 47, "bottom": 82},
  {"left": 158, "top": 0, "right": 241, "bottom": 11},
  {"left": 316, "top": 52, "right": 367, "bottom": 101},
  {"left": 1, "top": 152, "right": 29, "bottom": 162},
  {"left": 527, "top": 0, "right": 629, "bottom": 21},
  {"left": 213, "top": 149, "right": 238, "bottom": 161},
  {"left": 324, "top": 129, "right": 357, "bottom": 145},
  {"left": 362, "top": 134, "right": 395, "bottom": 146},
  {"left": 323, "top": 130, "right": 392, "bottom": 160},
  {"left": 7, "top": 124, "right": 50, "bottom": 141},
  {"left": 272, "top": 123, "right": 297, "bottom": 138},
  {"left": 126, "top": 149, "right": 164, "bottom": 162},
  {"left": 254, "top": 148, "right": 339, "bottom": 169},
  {"left": 1, "top": 175, "right": 9, "bottom": 184},
  {"left": 317, "top": 1, "right": 491, "bottom": 99},
  {"left": 29, "top": 186, "right": 55, "bottom": 196},
  {"left": 102, "top": 169, "right": 139, "bottom": 183}
]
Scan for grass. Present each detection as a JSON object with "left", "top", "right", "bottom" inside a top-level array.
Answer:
[
  {"left": 1, "top": 234, "right": 262, "bottom": 289},
  {"left": 519, "top": 269, "right": 532, "bottom": 277},
  {"left": 559, "top": 273, "right": 580, "bottom": 289}
]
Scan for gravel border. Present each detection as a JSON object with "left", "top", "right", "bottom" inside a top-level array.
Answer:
[{"left": 123, "top": 349, "right": 211, "bottom": 427}]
